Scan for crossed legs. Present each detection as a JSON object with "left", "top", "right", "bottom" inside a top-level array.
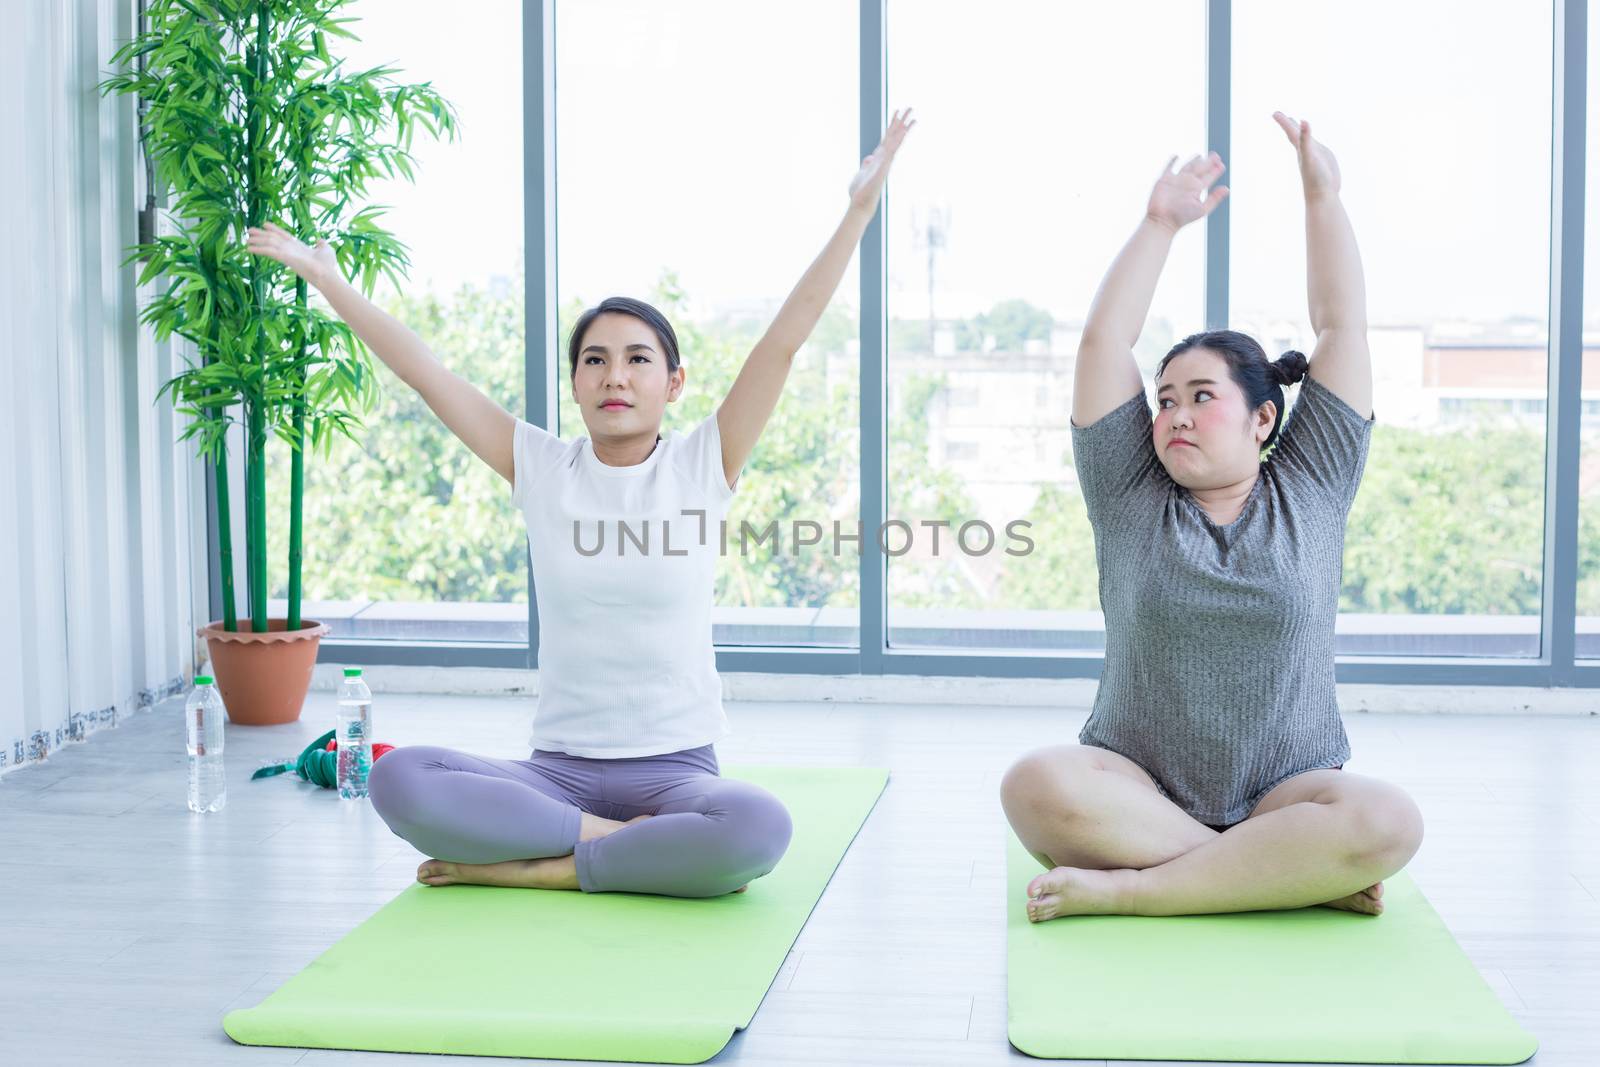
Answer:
[
  {"left": 1000, "top": 744, "right": 1424, "bottom": 920},
  {"left": 368, "top": 744, "right": 793, "bottom": 899}
]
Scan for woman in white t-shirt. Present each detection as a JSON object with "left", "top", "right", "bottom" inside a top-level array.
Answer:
[{"left": 247, "top": 111, "right": 915, "bottom": 898}]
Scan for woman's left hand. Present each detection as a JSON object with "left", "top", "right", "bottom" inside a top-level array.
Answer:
[
  {"left": 848, "top": 108, "right": 916, "bottom": 213},
  {"left": 1273, "top": 111, "right": 1341, "bottom": 198}
]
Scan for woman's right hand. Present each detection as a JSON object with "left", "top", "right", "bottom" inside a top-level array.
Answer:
[
  {"left": 246, "top": 221, "right": 339, "bottom": 289},
  {"left": 1145, "top": 152, "right": 1229, "bottom": 233},
  {"left": 1272, "top": 112, "right": 1340, "bottom": 200}
]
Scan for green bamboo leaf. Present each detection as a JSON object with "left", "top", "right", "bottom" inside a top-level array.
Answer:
[{"left": 320, "top": 16, "right": 359, "bottom": 40}]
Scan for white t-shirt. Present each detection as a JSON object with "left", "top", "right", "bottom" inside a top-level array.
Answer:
[{"left": 511, "top": 408, "right": 737, "bottom": 757}]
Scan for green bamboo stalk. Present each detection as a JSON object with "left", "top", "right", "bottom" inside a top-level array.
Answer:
[
  {"left": 287, "top": 71, "right": 311, "bottom": 635},
  {"left": 248, "top": 407, "right": 266, "bottom": 631},
  {"left": 246, "top": 0, "right": 270, "bottom": 634},
  {"left": 213, "top": 401, "right": 238, "bottom": 631},
  {"left": 288, "top": 276, "right": 306, "bottom": 632},
  {"left": 201, "top": 260, "right": 239, "bottom": 630},
  {"left": 242, "top": 432, "right": 254, "bottom": 624}
]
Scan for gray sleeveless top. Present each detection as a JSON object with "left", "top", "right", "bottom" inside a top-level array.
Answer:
[{"left": 1070, "top": 374, "right": 1375, "bottom": 825}]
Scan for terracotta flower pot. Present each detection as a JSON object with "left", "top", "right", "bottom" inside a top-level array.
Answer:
[{"left": 197, "top": 618, "right": 331, "bottom": 726}]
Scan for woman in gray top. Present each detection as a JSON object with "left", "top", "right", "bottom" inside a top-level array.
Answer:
[{"left": 1001, "top": 113, "right": 1424, "bottom": 922}]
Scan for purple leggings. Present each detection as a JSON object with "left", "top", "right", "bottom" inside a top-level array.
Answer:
[{"left": 367, "top": 742, "right": 792, "bottom": 898}]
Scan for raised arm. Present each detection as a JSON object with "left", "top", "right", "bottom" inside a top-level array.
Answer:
[
  {"left": 1273, "top": 111, "right": 1371, "bottom": 418},
  {"left": 1074, "top": 153, "right": 1228, "bottom": 427},
  {"left": 714, "top": 110, "right": 916, "bottom": 488},
  {"left": 246, "top": 222, "right": 517, "bottom": 485}
]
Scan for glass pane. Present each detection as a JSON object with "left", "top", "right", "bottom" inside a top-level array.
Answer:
[
  {"left": 267, "top": 0, "right": 528, "bottom": 643},
  {"left": 886, "top": 0, "right": 1206, "bottom": 651},
  {"left": 1233, "top": 0, "right": 1551, "bottom": 657},
  {"left": 1579, "top": 0, "right": 1600, "bottom": 658},
  {"left": 556, "top": 0, "right": 860, "bottom": 647}
]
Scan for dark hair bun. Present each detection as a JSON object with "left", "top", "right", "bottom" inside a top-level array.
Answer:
[{"left": 1269, "top": 350, "right": 1309, "bottom": 387}]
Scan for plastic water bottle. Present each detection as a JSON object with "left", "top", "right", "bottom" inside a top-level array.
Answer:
[
  {"left": 186, "top": 675, "right": 227, "bottom": 813},
  {"left": 336, "top": 667, "right": 373, "bottom": 800}
]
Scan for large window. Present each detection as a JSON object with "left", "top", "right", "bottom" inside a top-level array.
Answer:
[
  {"left": 555, "top": 0, "right": 860, "bottom": 647},
  {"left": 884, "top": 1, "right": 1206, "bottom": 651},
  {"left": 1232, "top": 0, "right": 1553, "bottom": 658},
  {"left": 267, "top": 0, "right": 528, "bottom": 643},
  {"left": 262, "top": 1, "right": 1600, "bottom": 681}
]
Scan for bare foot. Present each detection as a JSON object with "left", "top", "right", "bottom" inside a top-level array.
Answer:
[
  {"left": 1024, "top": 869, "right": 1385, "bottom": 922},
  {"left": 418, "top": 812, "right": 656, "bottom": 889},
  {"left": 1317, "top": 881, "right": 1384, "bottom": 915},
  {"left": 416, "top": 855, "right": 573, "bottom": 889},
  {"left": 1024, "top": 866, "right": 1131, "bottom": 922}
]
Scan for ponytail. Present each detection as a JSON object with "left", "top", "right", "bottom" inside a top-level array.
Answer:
[{"left": 1267, "top": 350, "right": 1309, "bottom": 387}]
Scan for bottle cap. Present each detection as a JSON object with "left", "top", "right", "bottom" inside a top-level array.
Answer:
[
  {"left": 194, "top": 675, "right": 213, "bottom": 686},
  {"left": 343, "top": 667, "right": 363, "bottom": 677}
]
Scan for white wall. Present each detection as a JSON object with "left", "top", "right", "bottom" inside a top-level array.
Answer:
[{"left": 0, "top": 0, "right": 200, "bottom": 778}]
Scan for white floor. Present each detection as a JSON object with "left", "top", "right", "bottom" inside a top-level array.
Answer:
[{"left": 2, "top": 691, "right": 1598, "bottom": 1066}]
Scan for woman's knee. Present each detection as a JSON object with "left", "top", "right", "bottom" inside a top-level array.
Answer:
[
  {"left": 718, "top": 785, "right": 793, "bottom": 877},
  {"left": 1348, "top": 784, "right": 1426, "bottom": 868},
  {"left": 1000, "top": 744, "right": 1098, "bottom": 824},
  {"left": 367, "top": 745, "right": 440, "bottom": 821}
]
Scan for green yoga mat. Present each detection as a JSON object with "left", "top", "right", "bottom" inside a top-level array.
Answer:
[
  {"left": 1006, "top": 834, "right": 1537, "bottom": 1063},
  {"left": 224, "top": 766, "right": 887, "bottom": 1063}
]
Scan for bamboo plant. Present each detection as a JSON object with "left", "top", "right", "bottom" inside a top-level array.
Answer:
[{"left": 102, "top": 0, "right": 456, "bottom": 633}]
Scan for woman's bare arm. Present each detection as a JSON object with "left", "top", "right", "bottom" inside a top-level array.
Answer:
[
  {"left": 1273, "top": 112, "right": 1371, "bottom": 418},
  {"left": 246, "top": 222, "right": 517, "bottom": 485},
  {"left": 1075, "top": 154, "right": 1228, "bottom": 427}
]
